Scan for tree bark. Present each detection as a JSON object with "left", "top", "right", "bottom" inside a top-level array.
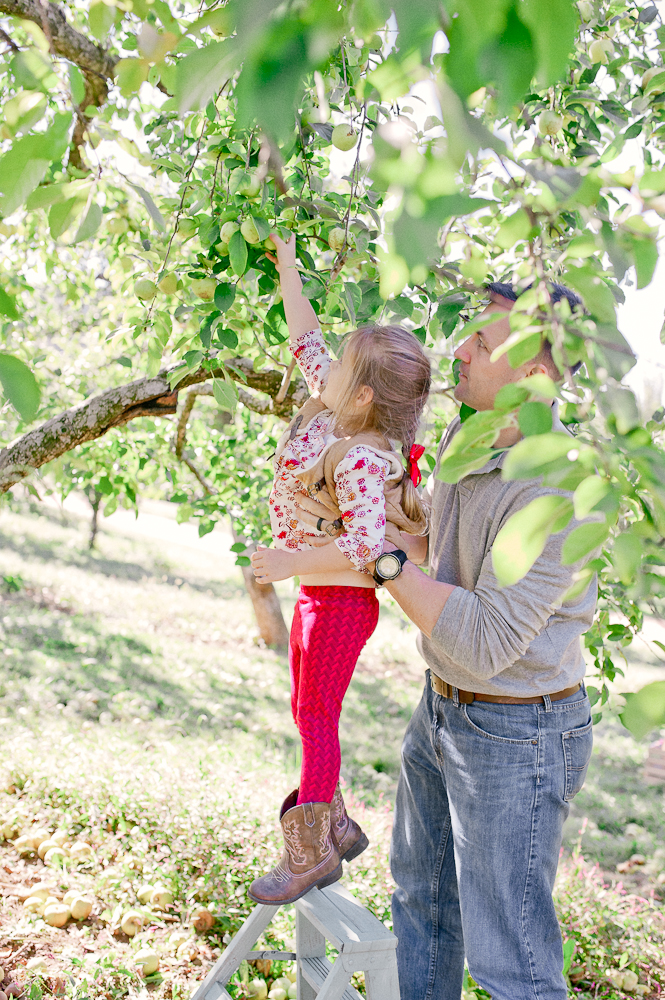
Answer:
[
  {"left": 0, "top": 358, "right": 307, "bottom": 493},
  {"left": 232, "top": 526, "right": 289, "bottom": 651}
]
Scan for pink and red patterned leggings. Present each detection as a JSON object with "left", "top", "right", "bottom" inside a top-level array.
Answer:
[{"left": 289, "top": 585, "right": 379, "bottom": 805}]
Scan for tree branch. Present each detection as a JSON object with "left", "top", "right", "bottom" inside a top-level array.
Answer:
[
  {"left": 0, "top": 359, "right": 307, "bottom": 493},
  {"left": 0, "top": 0, "right": 113, "bottom": 166}
]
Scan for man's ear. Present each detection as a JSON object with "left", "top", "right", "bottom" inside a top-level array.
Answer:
[
  {"left": 523, "top": 361, "right": 549, "bottom": 379},
  {"left": 356, "top": 384, "right": 374, "bottom": 408}
]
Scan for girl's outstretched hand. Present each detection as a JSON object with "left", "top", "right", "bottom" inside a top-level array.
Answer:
[
  {"left": 264, "top": 232, "right": 297, "bottom": 273},
  {"left": 251, "top": 545, "right": 298, "bottom": 584}
]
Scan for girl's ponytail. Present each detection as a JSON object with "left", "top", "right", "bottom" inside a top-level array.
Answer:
[{"left": 400, "top": 437, "right": 430, "bottom": 534}]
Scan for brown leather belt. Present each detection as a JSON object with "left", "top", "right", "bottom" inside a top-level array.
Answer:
[{"left": 429, "top": 673, "right": 582, "bottom": 705}]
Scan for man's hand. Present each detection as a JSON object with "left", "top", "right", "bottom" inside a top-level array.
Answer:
[{"left": 251, "top": 545, "right": 298, "bottom": 584}]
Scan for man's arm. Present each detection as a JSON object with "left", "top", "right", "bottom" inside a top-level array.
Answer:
[{"left": 383, "top": 562, "right": 455, "bottom": 637}]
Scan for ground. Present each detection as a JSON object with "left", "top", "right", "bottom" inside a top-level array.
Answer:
[{"left": 0, "top": 495, "right": 664, "bottom": 999}]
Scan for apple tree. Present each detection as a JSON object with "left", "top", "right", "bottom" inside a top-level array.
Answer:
[{"left": 0, "top": 0, "right": 665, "bottom": 729}]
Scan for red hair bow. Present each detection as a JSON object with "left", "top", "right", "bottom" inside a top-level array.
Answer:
[{"left": 408, "top": 443, "right": 425, "bottom": 487}]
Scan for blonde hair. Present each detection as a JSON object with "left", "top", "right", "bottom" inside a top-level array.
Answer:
[{"left": 334, "top": 325, "right": 431, "bottom": 527}]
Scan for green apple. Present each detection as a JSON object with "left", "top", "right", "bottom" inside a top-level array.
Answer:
[
  {"left": 241, "top": 217, "right": 261, "bottom": 244},
  {"left": 328, "top": 227, "right": 347, "bottom": 252},
  {"left": 332, "top": 124, "right": 358, "bottom": 151},
  {"left": 589, "top": 38, "right": 614, "bottom": 64},
  {"left": 70, "top": 896, "right": 93, "bottom": 920},
  {"left": 44, "top": 902, "right": 70, "bottom": 927},
  {"left": 538, "top": 111, "right": 564, "bottom": 136},
  {"left": 642, "top": 66, "right": 665, "bottom": 92},
  {"left": 69, "top": 840, "right": 93, "bottom": 860},
  {"left": 191, "top": 277, "right": 217, "bottom": 301},
  {"left": 220, "top": 221, "right": 239, "bottom": 244},
  {"left": 236, "top": 173, "right": 261, "bottom": 197},
  {"left": 268, "top": 990, "right": 287, "bottom": 1000},
  {"left": 134, "top": 278, "right": 157, "bottom": 301},
  {"left": 247, "top": 980, "right": 268, "bottom": 999},
  {"left": 178, "top": 218, "right": 198, "bottom": 238},
  {"left": 121, "top": 909, "right": 144, "bottom": 936},
  {"left": 108, "top": 217, "right": 129, "bottom": 235},
  {"left": 577, "top": 1, "right": 593, "bottom": 21},
  {"left": 44, "top": 846, "right": 68, "bottom": 866},
  {"left": 150, "top": 885, "right": 173, "bottom": 909},
  {"left": 134, "top": 949, "right": 159, "bottom": 976},
  {"left": 158, "top": 273, "right": 178, "bottom": 295}
]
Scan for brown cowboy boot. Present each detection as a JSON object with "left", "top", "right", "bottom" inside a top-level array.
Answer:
[
  {"left": 276, "top": 787, "right": 369, "bottom": 862},
  {"left": 248, "top": 798, "right": 342, "bottom": 905},
  {"left": 330, "top": 785, "right": 369, "bottom": 863}
]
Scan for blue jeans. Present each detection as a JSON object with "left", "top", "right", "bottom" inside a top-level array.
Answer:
[{"left": 391, "top": 673, "right": 593, "bottom": 1000}]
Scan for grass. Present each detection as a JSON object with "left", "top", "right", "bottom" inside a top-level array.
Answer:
[{"left": 0, "top": 496, "right": 664, "bottom": 999}]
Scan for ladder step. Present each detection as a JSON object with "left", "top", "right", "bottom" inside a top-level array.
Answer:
[
  {"left": 201, "top": 984, "right": 232, "bottom": 1000},
  {"left": 301, "top": 956, "right": 362, "bottom": 1000}
]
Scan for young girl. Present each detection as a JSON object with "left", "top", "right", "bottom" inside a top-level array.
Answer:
[{"left": 248, "top": 233, "right": 430, "bottom": 905}]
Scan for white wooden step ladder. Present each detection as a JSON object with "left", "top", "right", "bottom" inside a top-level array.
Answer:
[{"left": 190, "top": 883, "right": 400, "bottom": 1000}]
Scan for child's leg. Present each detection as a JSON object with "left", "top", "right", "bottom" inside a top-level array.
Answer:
[
  {"left": 289, "top": 598, "right": 304, "bottom": 724},
  {"left": 294, "top": 586, "right": 379, "bottom": 805}
]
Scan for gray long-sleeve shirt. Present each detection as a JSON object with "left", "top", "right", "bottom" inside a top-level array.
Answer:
[{"left": 418, "top": 411, "right": 597, "bottom": 697}]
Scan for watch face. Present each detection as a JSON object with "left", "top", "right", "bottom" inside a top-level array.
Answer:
[{"left": 377, "top": 552, "right": 401, "bottom": 579}]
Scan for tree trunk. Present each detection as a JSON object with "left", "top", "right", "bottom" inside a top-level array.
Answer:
[
  {"left": 231, "top": 525, "right": 290, "bottom": 651},
  {"left": 87, "top": 490, "right": 102, "bottom": 550}
]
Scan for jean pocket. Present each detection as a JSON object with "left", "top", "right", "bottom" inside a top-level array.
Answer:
[
  {"left": 462, "top": 703, "right": 539, "bottom": 745},
  {"left": 562, "top": 719, "right": 593, "bottom": 801}
]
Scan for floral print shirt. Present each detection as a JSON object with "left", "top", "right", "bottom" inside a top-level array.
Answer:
[{"left": 269, "top": 328, "right": 390, "bottom": 572}]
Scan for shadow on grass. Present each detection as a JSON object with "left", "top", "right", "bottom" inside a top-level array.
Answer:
[{"left": 0, "top": 520, "right": 243, "bottom": 601}]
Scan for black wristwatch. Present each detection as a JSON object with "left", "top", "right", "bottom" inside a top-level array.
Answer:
[{"left": 373, "top": 549, "right": 408, "bottom": 587}]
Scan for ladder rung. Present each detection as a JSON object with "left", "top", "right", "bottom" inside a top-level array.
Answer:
[
  {"left": 301, "top": 956, "right": 362, "bottom": 1000},
  {"left": 246, "top": 951, "right": 297, "bottom": 961}
]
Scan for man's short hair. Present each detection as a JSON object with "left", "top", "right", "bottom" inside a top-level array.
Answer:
[{"left": 484, "top": 280, "right": 583, "bottom": 377}]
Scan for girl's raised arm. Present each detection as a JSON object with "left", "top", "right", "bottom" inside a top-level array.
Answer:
[{"left": 266, "top": 233, "right": 319, "bottom": 347}]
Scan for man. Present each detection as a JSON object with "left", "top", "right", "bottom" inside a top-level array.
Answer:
[{"left": 373, "top": 283, "right": 596, "bottom": 1000}]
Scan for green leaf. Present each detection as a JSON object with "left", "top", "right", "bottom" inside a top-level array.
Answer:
[
  {"left": 212, "top": 375, "right": 238, "bottom": 415},
  {"left": 251, "top": 216, "right": 271, "bottom": 242},
  {"left": 394, "top": 194, "right": 492, "bottom": 267},
  {"left": 492, "top": 495, "right": 573, "bottom": 587},
  {"left": 48, "top": 196, "right": 87, "bottom": 240},
  {"left": 71, "top": 202, "right": 103, "bottom": 244},
  {"left": 0, "top": 113, "right": 72, "bottom": 216},
  {"left": 214, "top": 283, "right": 236, "bottom": 313},
  {"left": 68, "top": 63, "right": 86, "bottom": 105},
  {"left": 639, "top": 169, "right": 665, "bottom": 196},
  {"left": 479, "top": 7, "right": 536, "bottom": 114},
  {"left": 495, "top": 208, "right": 532, "bottom": 250},
  {"left": 0, "top": 353, "right": 40, "bottom": 422},
  {"left": 89, "top": 0, "right": 117, "bottom": 40},
  {"left": 630, "top": 235, "right": 659, "bottom": 289},
  {"left": 620, "top": 681, "right": 665, "bottom": 740},
  {"left": 129, "top": 183, "right": 166, "bottom": 232},
  {"left": 438, "top": 409, "right": 513, "bottom": 482},
  {"left": 561, "top": 520, "right": 609, "bottom": 565},
  {"left": 520, "top": 0, "right": 577, "bottom": 86},
  {"left": 175, "top": 41, "right": 238, "bottom": 115},
  {"left": 0, "top": 287, "right": 19, "bottom": 320},
  {"left": 502, "top": 432, "right": 573, "bottom": 480},
  {"left": 437, "top": 297, "right": 467, "bottom": 338},
  {"left": 611, "top": 531, "right": 642, "bottom": 584},
  {"left": 573, "top": 475, "right": 609, "bottom": 520},
  {"left": 26, "top": 179, "right": 90, "bottom": 210},
  {"left": 562, "top": 265, "right": 616, "bottom": 324},
  {"left": 518, "top": 401, "right": 553, "bottom": 437},
  {"left": 228, "top": 231, "right": 248, "bottom": 277},
  {"left": 213, "top": 328, "right": 239, "bottom": 350},
  {"left": 115, "top": 58, "right": 149, "bottom": 98},
  {"left": 264, "top": 302, "right": 288, "bottom": 345}
]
